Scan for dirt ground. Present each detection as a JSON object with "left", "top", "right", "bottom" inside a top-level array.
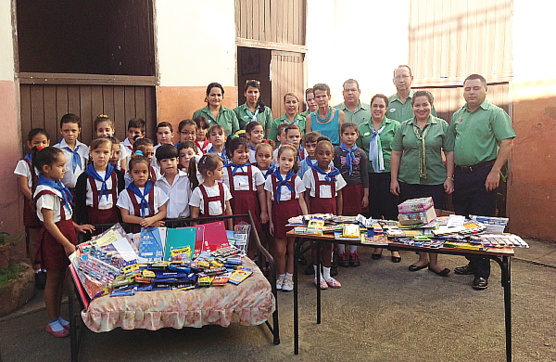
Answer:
[{"left": 1, "top": 240, "right": 555, "bottom": 361}]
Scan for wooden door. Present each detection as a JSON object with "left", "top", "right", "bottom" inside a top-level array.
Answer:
[{"left": 270, "top": 50, "right": 304, "bottom": 119}]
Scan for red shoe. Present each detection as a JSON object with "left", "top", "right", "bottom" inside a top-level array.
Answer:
[
  {"left": 349, "top": 252, "right": 361, "bottom": 267},
  {"left": 338, "top": 253, "right": 349, "bottom": 267},
  {"left": 46, "top": 324, "right": 69, "bottom": 338}
]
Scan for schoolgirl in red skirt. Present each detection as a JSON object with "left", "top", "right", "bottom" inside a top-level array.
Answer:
[
  {"left": 302, "top": 138, "right": 346, "bottom": 289},
  {"left": 333, "top": 122, "right": 369, "bottom": 267},
  {"left": 33, "top": 147, "right": 95, "bottom": 337},
  {"left": 222, "top": 135, "right": 268, "bottom": 257},
  {"left": 265, "top": 145, "right": 308, "bottom": 292},
  {"left": 14, "top": 128, "right": 50, "bottom": 283},
  {"left": 189, "top": 153, "right": 233, "bottom": 230},
  {"left": 75, "top": 138, "right": 125, "bottom": 235}
]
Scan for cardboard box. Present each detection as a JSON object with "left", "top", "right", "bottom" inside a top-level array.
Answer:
[
  {"left": 398, "top": 206, "right": 437, "bottom": 226},
  {"left": 397, "top": 197, "right": 435, "bottom": 214}
]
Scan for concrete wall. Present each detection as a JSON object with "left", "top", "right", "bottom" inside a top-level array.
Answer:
[
  {"left": 506, "top": 1, "right": 556, "bottom": 240},
  {"left": 154, "top": 0, "right": 238, "bottom": 133},
  {"left": 306, "top": 0, "right": 410, "bottom": 105},
  {"left": 0, "top": 1, "right": 24, "bottom": 252}
]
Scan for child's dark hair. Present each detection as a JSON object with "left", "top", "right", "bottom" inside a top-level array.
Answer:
[
  {"left": 208, "top": 124, "right": 226, "bottom": 137},
  {"left": 89, "top": 138, "right": 112, "bottom": 152},
  {"left": 33, "top": 147, "right": 63, "bottom": 173},
  {"left": 128, "top": 156, "right": 150, "bottom": 172},
  {"left": 315, "top": 136, "right": 333, "bottom": 153},
  {"left": 190, "top": 152, "right": 220, "bottom": 190},
  {"left": 177, "top": 140, "right": 198, "bottom": 153},
  {"left": 245, "top": 121, "right": 263, "bottom": 134},
  {"left": 244, "top": 79, "right": 266, "bottom": 114},
  {"left": 178, "top": 119, "right": 197, "bottom": 133},
  {"left": 284, "top": 124, "right": 301, "bottom": 136},
  {"left": 276, "top": 122, "right": 290, "bottom": 138},
  {"left": 341, "top": 122, "right": 359, "bottom": 133},
  {"left": 128, "top": 118, "right": 146, "bottom": 132},
  {"left": 193, "top": 116, "right": 210, "bottom": 130},
  {"left": 110, "top": 136, "right": 120, "bottom": 145},
  {"left": 27, "top": 128, "right": 50, "bottom": 143},
  {"left": 277, "top": 144, "right": 300, "bottom": 172},
  {"left": 94, "top": 114, "right": 114, "bottom": 130},
  {"left": 133, "top": 137, "right": 154, "bottom": 151},
  {"left": 256, "top": 140, "right": 275, "bottom": 152},
  {"left": 156, "top": 144, "right": 178, "bottom": 161},
  {"left": 157, "top": 121, "right": 173, "bottom": 133},
  {"left": 225, "top": 134, "right": 249, "bottom": 159},
  {"left": 303, "top": 131, "right": 321, "bottom": 146},
  {"left": 60, "top": 113, "right": 81, "bottom": 128}
]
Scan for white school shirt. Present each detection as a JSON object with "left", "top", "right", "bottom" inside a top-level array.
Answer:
[
  {"left": 156, "top": 170, "right": 192, "bottom": 218},
  {"left": 121, "top": 137, "right": 134, "bottom": 152},
  {"left": 119, "top": 144, "right": 132, "bottom": 169},
  {"left": 249, "top": 147, "right": 257, "bottom": 163},
  {"left": 84, "top": 170, "right": 117, "bottom": 209},
  {"left": 124, "top": 167, "right": 162, "bottom": 188},
  {"left": 34, "top": 185, "right": 73, "bottom": 222},
  {"left": 151, "top": 144, "right": 162, "bottom": 169},
  {"left": 54, "top": 139, "right": 89, "bottom": 189},
  {"left": 189, "top": 183, "right": 232, "bottom": 216},
  {"left": 195, "top": 140, "right": 212, "bottom": 154},
  {"left": 14, "top": 159, "right": 37, "bottom": 189},
  {"left": 116, "top": 185, "right": 169, "bottom": 217},
  {"left": 302, "top": 168, "right": 347, "bottom": 198},
  {"left": 222, "top": 164, "right": 265, "bottom": 192},
  {"left": 272, "top": 146, "right": 281, "bottom": 166},
  {"left": 264, "top": 172, "right": 305, "bottom": 202}
]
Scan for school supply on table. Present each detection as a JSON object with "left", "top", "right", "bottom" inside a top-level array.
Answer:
[
  {"left": 165, "top": 227, "right": 196, "bottom": 261},
  {"left": 397, "top": 197, "right": 437, "bottom": 226}
]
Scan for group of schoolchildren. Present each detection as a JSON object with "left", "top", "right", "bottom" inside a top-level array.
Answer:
[{"left": 15, "top": 108, "right": 373, "bottom": 337}]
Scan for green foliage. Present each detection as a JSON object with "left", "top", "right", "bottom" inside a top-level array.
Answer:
[{"left": 0, "top": 264, "right": 25, "bottom": 287}]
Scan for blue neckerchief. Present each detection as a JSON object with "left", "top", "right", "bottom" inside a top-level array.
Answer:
[
  {"left": 85, "top": 163, "right": 115, "bottom": 202},
  {"left": 249, "top": 144, "right": 256, "bottom": 152},
  {"left": 37, "top": 174, "right": 73, "bottom": 211},
  {"left": 24, "top": 153, "right": 32, "bottom": 163},
  {"left": 127, "top": 181, "right": 153, "bottom": 218},
  {"left": 298, "top": 145, "right": 305, "bottom": 162},
  {"left": 224, "top": 162, "right": 250, "bottom": 176},
  {"left": 273, "top": 168, "right": 296, "bottom": 203},
  {"left": 310, "top": 162, "right": 340, "bottom": 183},
  {"left": 339, "top": 143, "right": 357, "bottom": 176},
  {"left": 263, "top": 164, "right": 276, "bottom": 179},
  {"left": 208, "top": 146, "right": 227, "bottom": 163},
  {"left": 64, "top": 145, "right": 82, "bottom": 173}
]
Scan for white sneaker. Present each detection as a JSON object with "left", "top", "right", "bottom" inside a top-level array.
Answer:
[
  {"left": 276, "top": 274, "right": 285, "bottom": 290},
  {"left": 281, "top": 276, "right": 294, "bottom": 292}
]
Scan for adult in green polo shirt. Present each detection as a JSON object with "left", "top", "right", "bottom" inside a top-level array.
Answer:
[
  {"left": 450, "top": 74, "right": 516, "bottom": 291},
  {"left": 233, "top": 80, "right": 273, "bottom": 132},
  {"left": 357, "top": 93, "right": 401, "bottom": 262},
  {"left": 192, "top": 82, "right": 240, "bottom": 137},
  {"left": 386, "top": 65, "right": 437, "bottom": 122},
  {"left": 391, "top": 90, "right": 454, "bottom": 276},
  {"left": 268, "top": 92, "right": 306, "bottom": 143},
  {"left": 300, "top": 87, "right": 318, "bottom": 118},
  {"left": 333, "top": 79, "right": 371, "bottom": 126}
]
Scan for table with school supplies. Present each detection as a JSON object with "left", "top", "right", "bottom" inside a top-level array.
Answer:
[
  {"left": 288, "top": 215, "right": 521, "bottom": 362},
  {"left": 67, "top": 214, "right": 279, "bottom": 362}
]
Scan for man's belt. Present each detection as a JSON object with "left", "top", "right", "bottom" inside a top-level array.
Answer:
[{"left": 455, "top": 160, "right": 496, "bottom": 173}]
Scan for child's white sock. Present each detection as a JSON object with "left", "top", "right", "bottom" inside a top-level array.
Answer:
[
  {"left": 322, "top": 266, "right": 331, "bottom": 281},
  {"left": 49, "top": 319, "right": 64, "bottom": 332},
  {"left": 285, "top": 272, "right": 292, "bottom": 280},
  {"left": 337, "top": 244, "right": 346, "bottom": 254},
  {"left": 313, "top": 265, "right": 323, "bottom": 281},
  {"left": 350, "top": 245, "right": 358, "bottom": 254},
  {"left": 58, "top": 316, "right": 69, "bottom": 327}
]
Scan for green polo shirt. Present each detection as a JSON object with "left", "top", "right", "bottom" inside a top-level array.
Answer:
[
  {"left": 449, "top": 100, "right": 515, "bottom": 166},
  {"left": 392, "top": 115, "right": 454, "bottom": 185},
  {"left": 386, "top": 90, "right": 437, "bottom": 122},
  {"left": 356, "top": 118, "right": 400, "bottom": 173},
  {"left": 333, "top": 102, "right": 371, "bottom": 125},
  {"left": 193, "top": 106, "right": 239, "bottom": 136},
  {"left": 233, "top": 103, "right": 274, "bottom": 130},
  {"left": 268, "top": 114, "right": 306, "bottom": 142},
  {"left": 300, "top": 109, "right": 311, "bottom": 118}
]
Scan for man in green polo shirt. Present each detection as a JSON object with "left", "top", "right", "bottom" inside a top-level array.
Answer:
[
  {"left": 333, "top": 79, "right": 370, "bottom": 126},
  {"left": 386, "top": 65, "right": 436, "bottom": 122},
  {"left": 449, "top": 73, "right": 516, "bottom": 290}
]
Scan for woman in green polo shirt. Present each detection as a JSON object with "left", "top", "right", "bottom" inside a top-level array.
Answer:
[
  {"left": 268, "top": 93, "right": 306, "bottom": 143},
  {"left": 234, "top": 80, "right": 273, "bottom": 133},
  {"left": 300, "top": 87, "right": 318, "bottom": 118},
  {"left": 357, "top": 94, "right": 402, "bottom": 262},
  {"left": 390, "top": 90, "right": 454, "bottom": 276},
  {"left": 193, "top": 82, "right": 240, "bottom": 137}
]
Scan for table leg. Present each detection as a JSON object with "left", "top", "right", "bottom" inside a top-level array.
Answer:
[
  {"left": 294, "top": 238, "right": 300, "bottom": 355},
  {"left": 502, "top": 256, "right": 512, "bottom": 362},
  {"left": 316, "top": 240, "right": 321, "bottom": 324}
]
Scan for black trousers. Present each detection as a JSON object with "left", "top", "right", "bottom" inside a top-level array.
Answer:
[
  {"left": 368, "top": 172, "right": 399, "bottom": 252},
  {"left": 453, "top": 165, "right": 497, "bottom": 279}
]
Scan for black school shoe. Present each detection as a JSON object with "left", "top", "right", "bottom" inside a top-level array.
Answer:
[
  {"left": 472, "top": 277, "right": 489, "bottom": 290},
  {"left": 35, "top": 270, "right": 46, "bottom": 290},
  {"left": 454, "top": 264, "right": 475, "bottom": 275}
]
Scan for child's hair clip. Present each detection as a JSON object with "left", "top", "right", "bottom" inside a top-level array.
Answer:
[
  {"left": 235, "top": 130, "right": 246, "bottom": 136},
  {"left": 135, "top": 150, "right": 144, "bottom": 156},
  {"left": 262, "top": 140, "right": 271, "bottom": 144},
  {"left": 98, "top": 114, "right": 109, "bottom": 118},
  {"left": 230, "top": 134, "right": 239, "bottom": 139},
  {"left": 36, "top": 145, "right": 44, "bottom": 151}
]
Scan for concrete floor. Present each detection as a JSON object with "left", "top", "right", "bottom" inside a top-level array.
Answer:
[{"left": 1, "top": 239, "right": 555, "bottom": 361}]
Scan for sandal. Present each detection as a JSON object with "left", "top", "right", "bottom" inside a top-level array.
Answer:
[
  {"left": 314, "top": 279, "right": 328, "bottom": 290},
  {"left": 325, "top": 278, "right": 342, "bottom": 288}
]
